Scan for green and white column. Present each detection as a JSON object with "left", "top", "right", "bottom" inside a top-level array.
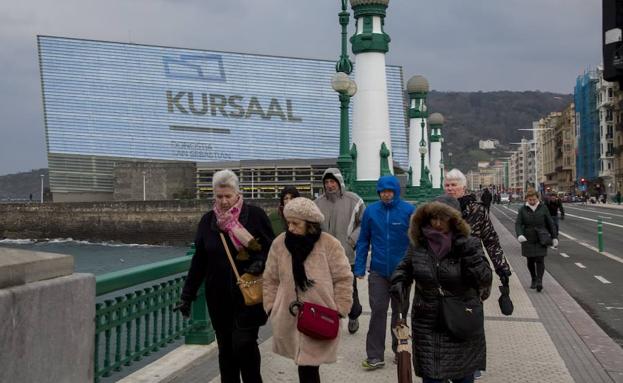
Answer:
[
  {"left": 407, "top": 75, "right": 429, "bottom": 186},
  {"left": 428, "top": 112, "right": 444, "bottom": 188},
  {"left": 349, "top": 0, "right": 392, "bottom": 180}
]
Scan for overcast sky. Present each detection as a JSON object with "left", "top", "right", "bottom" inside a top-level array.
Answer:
[{"left": 0, "top": 0, "right": 601, "bottom": 176}]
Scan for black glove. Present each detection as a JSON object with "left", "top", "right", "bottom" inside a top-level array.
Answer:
[
  {"left": 244, "top": 260, "right": 264, "bottom": 276},
  {"left": 389, "top": 281, "right": 405, "bottom": 303},
  {"left": 479, "top": 285, "right": 491, "bottom": 301},
  {"left": 173, "top": 300, "right": 191, "bottom": 318},
  {"left": 498, "top": 285, "right": 514, "bottom": 316}
]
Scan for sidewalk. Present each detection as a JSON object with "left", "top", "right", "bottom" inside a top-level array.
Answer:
[{"left": 198, "top": 214, "right": 623, "bottom": 383}]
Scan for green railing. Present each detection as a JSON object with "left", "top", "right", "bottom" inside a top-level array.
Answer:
[{"left": 93, "top": 246, "right": 214, "bottom": 382}]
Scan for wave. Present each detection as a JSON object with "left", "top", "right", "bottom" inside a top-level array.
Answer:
[
  {"left": 0, "top": 238, "right": 169, "bottom": 248},
  {"left": 0, "top": 238, "right": 36, "bottom": 245}
]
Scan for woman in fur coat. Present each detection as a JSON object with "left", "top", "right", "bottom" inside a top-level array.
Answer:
[
  {"left": 390, "top": 196, "right": 492, "bottom": 383},
  {"left": 263, "top": 197, "right": 353, "bottom": 383}
]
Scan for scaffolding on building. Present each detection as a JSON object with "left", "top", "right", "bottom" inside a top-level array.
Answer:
[{"left": 574, "top": 69, "right": 600, "bottom": 183}]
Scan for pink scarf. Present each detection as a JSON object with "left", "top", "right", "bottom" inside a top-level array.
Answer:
[{"left": 213, "top": 196, "right": 255, "bottom": 251}]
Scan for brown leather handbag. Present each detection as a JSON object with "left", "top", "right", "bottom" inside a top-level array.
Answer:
[{"left": 220, "top": 233, "right": 263, "bottom": 306}]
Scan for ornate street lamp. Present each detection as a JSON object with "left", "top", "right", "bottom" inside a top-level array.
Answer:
[
  {"left": 333, "top": 0, "right": 356, "bottom": 186},
  {"left": 419, "top": 117, "right": 430, "bottom": 187}
]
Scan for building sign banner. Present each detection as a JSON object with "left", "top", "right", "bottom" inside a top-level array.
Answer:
[{"left": 38, "top": 36, "right": 407, "bottom": 168}]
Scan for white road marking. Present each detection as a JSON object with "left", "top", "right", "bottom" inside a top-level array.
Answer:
[
  {"left": 605, "top": 306, "right": 623, "bottom": 310},
  {"left": 565, "top": 205, "right": 623, "bottom": 218},
  {"left": 594, "top": 276, "right": 612, "bottom": 284},
  {"left": 564, "top": 212, "right": 623, "bottom": 229},
  {"left": 560, "top": 252, "right": 570, "bottom": 258},
  {"left": 575, "top": 262, "right": 586, "bottom": 269}
]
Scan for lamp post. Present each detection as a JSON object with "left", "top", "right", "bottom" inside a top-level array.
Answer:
[
  {"left": 142, "top": 171, "right": 146, "bottom": 201},
  {"left": 333, "top": 0, "right": 356, "bottom": 187},
  {"left": 448, "top": 152, "right": 453, "bottom": 170},
  {"left": 419, "top": 117, "right": 430, "bottom": 187},
  {"left": 40, "top": 174, "right": 44, "bottom": 203}
]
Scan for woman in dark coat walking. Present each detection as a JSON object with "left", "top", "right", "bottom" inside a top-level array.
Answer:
[
  {"left": 178, "top": 169, "right": 275, "bottom": 383},
  {"left": 390, "top": 196, "right": 492, "bottom": 383},
  {"left": 515, "top": 189, "right": 557, "bottom": 292}
]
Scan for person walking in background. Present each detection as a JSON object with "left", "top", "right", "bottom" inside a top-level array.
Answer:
[
  {"left": 314, "top": 168, "right": 365, "bottom": 334},
  {"left": 515, "top": 189, "right": 557, "bottom": 292},
  {"left": 544, "top": 192, "right": 564, "bottom": 238},
  {"left": 177, "top": 169, "right": 275, "bottom": 383},
  {"left": 278, "top": 185, "right": 301, "bottom": 231},
  {"left": 354, "top": 175, "right": 415, "bottom": 371},
  {"left": 443, "top": 169, "right": 512, "bottom": 290},
  {"left": 390, "top": 196, "right": 492, "bottom": 383},
  {"left": 480, "top": 188, "right": 492, "bottom": 213},
  {"left": 616, "top": 190, "right": 621, "bottom": 205},
  {"left": 263, "top": 197, "right": 353, "bottom": 383}
]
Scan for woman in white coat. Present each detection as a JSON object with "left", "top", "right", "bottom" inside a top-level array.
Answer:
[{"left": 263, "top": 197, "right": 353, "bottom": 383}]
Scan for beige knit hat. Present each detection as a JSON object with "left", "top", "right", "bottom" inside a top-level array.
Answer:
[{"left": 283, "top": 197, "right": 325, "bottom": 223}]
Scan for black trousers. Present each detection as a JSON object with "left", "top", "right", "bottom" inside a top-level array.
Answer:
[
  {"left": 214, "top": 325, "right": 262, "bottom": 383},
  {"left": 298, "top": 365, "right": 320, "bottom": 383},
  {"left": 527, "top": 256, "right": 545, "bottom": 281}
]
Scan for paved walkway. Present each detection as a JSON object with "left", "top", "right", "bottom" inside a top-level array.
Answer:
[{"left": 199, "top": 213, "right": 623, "bottom": 383}]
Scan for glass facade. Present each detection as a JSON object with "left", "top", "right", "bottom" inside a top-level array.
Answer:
[{"left": 38, "top": 36, "right": 408, "bottom": 195}]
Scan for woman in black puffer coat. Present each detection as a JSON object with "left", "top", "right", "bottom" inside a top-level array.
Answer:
[{"left": 390, "top": 197, "right": 492, "bottom": 383}]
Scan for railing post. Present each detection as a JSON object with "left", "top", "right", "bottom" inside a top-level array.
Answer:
[
  {"left": 598, "top": 216, "right": 604, "bottom": 253},
  {"left": 185, "top": 282, "right": 215, "bottom": 344}
]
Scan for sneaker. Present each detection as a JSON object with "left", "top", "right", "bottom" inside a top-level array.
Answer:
[
  {"left": 362, "top": 359, "right": 385, "bottom": 370},
  {"left": 474, "top": 370, "right": 482, "bottom": 380},
  {"left": 348, "top": 318, "right": 359, "bottom": 334}
]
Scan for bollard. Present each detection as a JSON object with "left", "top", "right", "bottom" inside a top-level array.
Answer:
[
  {"left": 185, "top": 282, "right": 215, "bottom": 344},
  {"left": 598, "top": 216, "right": 604, "bottom": 253}
]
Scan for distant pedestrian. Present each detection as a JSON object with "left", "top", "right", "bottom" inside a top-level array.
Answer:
[
  {"left": 544, "top": 193, "right": 564, "bottom": 237},
  {"left": 616, "top": 191, "right": 621, "bottom": 205},
  {"left": 263, "top": 197, "right": 353, "bottom": 383},
  {"left": 390, "top": 196, "right": 492, "bottom": 383},
  {"left": 278, "top": 185, "right": 301, "bottom": 231},
  {"left": 29, "top": 193, "right": 32, "bottom": 201},
  {"left": 314, "top": 168, "right": 365, "bottom": 334},
  {"left": 515, "top": 189, "right": 557, "bottom": 292},
  {"left": 480, "top": 188, "right": 492, "bottom": 213},
  {"left": 177, "top": 169, "right": 275, "bottom": 383},
  {"left": 354, "top": 175, "right": 415, "bottom": 371}
]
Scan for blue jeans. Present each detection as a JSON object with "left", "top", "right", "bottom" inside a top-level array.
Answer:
[{"left": 423, "top": 375, "right": 474, "bottom": 383}]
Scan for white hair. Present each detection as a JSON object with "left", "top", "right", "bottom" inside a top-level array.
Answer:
[
  {"left": 445, "top": 169, "right": 467, "bottom": 187},
  {"left": 212, "top": 169, "right": 240, "bottom": 193}
]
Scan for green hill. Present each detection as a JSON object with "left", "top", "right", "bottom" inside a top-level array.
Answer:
[
  {"left": 426, "top": 90, "right": 573, "bottom": 172},
  {"left": 0, "top": 169, "right": 49, "bottom": 201}
]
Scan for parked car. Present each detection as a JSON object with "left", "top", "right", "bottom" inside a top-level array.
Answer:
[{"left": 500, "top": 193, "right": 510, "bottom": 204}]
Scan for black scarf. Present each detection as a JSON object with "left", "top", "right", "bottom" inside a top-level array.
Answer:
[{"left": 284, "top": 230, "right": 321, "bottom": 292}]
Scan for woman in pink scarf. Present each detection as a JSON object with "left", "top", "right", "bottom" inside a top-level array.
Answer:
[{"left": 179, "top": 169, "right": 275, "bottom": 383}]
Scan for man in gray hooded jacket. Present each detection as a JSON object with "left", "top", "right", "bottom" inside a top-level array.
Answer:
[{"left": 315, "top": 168, "right": 366, "bottom": 333}]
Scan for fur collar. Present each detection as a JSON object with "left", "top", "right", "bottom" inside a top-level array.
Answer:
[{"left": 409, "top": 201, "right": 471, "bottom": 245}]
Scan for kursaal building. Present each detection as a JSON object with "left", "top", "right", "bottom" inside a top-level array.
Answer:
[{"left": 37, "top": 36, "right": 409, "bottom": 202}]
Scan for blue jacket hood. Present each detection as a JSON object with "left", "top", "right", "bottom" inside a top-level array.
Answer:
[{"left": 376, "top": 175, "right": 401, "bottom": 204}]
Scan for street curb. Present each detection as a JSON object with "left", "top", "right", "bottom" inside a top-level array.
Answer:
[
  {"left": 491, "top": 213, "right": 623, "bottom": 382},
  {"left": 116, "top": 343, "right": 218, "bottom": 383}
]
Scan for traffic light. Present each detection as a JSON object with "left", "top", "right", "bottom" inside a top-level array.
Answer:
[{"left": 581, "top": 178, "right": 586, "bottom": 184}]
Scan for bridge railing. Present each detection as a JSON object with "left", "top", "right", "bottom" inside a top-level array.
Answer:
[{"left": 93, "top": 246, "right": 214, "bottom": 382}]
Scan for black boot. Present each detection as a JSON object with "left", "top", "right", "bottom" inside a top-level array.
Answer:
[
  {"left": 536, "top": 278, "right": 543, "bottom": 292},
  {"left": 530, "top": 278, "right": 537, "bottom": 289}
]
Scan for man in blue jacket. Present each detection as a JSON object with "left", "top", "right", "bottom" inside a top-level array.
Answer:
[{"left": 354, "top": 175, "right": 415, "bottom": 370}]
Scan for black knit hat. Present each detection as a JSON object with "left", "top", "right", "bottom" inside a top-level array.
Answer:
[{"left": 279, "top": 185, "right": 300, "bottom": 206}]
